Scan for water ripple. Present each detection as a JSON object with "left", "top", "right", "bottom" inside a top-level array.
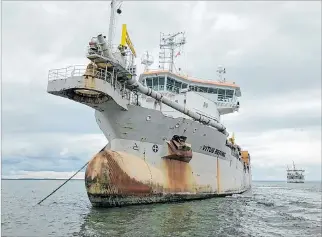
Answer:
[{"left": 2, "top": 180, "right": 321, "bottom": 237}]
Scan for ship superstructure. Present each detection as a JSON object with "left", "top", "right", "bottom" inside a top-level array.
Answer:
[
  {"left": 46, "top": 0, "right": 252, "bottom": 207},
  {"left": 287, "top": 161, "right": 305, "bottom": 183}
]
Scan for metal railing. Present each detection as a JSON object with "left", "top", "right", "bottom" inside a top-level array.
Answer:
[
  {"left": 48, "top": 65, "right": 113, "bottom": 82},
  {"left": 48, "top": 64, "right": 134, "bottom": 102},
  {"left": 48, "top": 65, "right": 84, "bottom": 81}
]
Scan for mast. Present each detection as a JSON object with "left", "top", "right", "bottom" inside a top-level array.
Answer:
[
  {"left": 107, "top": 0, "right": 122, "bottom": 50},
  {"left": 158, "top": 32, "right": 186, "bottom": 73},
  {"left": 217, "top": 65, "right": 226, "bottom": 82}
]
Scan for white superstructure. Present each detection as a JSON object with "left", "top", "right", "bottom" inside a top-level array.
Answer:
[{"left": 46, "top": 0, "right": 252, "bottom": 207}]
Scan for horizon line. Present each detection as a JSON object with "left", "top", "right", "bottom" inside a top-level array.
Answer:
[{"left": 2, "top": 178, "right": 321, "bottom": 182}]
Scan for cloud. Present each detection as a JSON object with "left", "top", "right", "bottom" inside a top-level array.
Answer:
[
  {"left": 223, "top": 88, "right": 321, "bottom": 132},
  {"left": 2, "top": 132, "right": 107, "bottom": 174},
  {"left": 2, "top": 1, "right": 321, "bottom": 181}
]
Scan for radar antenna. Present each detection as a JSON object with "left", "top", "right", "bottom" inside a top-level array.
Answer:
[
  {"left": 141, "top": 51, "right": 154, "bottom": 72},
  {"left": 158, "top": 32, "right": 186, "bottom": 73},
  {"left": 217, "top": 65, "right": 226, "bottom": 82}
]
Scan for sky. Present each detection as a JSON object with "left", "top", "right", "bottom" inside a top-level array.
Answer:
[{"left": 1, "top": 1, "right": 321, "bottom": 181}]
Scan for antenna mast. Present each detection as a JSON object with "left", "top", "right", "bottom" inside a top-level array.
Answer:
[
  {"left": 158, "top": 32, "right": 186, "bottom": 73},
  {"left": 217, "top": 65, "right": 226, "bottom": 82},
  {"left": 108, "top": 0, "right": 123, "bottom": 51}
]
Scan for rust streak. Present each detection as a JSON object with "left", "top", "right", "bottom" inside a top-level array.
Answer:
[
  {"left": 216, "top": 157, "right": 220, "bottom": 194},
  {"left": 161, "top": 158, "right": 195, "bottom": 193},
  {"left": 85, "top": 149, "right": 152, "bottom": 196}
]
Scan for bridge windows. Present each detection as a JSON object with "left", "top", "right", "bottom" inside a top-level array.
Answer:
[
  {"left": 145, "top": 76, "right": 166, "bottom": 91},
  {"left": 153, "top": 77, "right": 158, "bottom": 91},
  {"left": 144, "top": 76, "right": 236, "bottom": 100},
  {"left": 200, "top": 87, "right": 208, "bottom": 93},
  {"left": 159, "top": 77, "right": 165, "bottom": 90},
  {"left": 166, "top": 77, "right": 175, "bottom": 92},
  {"left": 146, "top": 77, "right": 153, "bottom": 89},
  {"left": 189, "top": 86, "right": 211, "bottom": 93},
  {"left": 175, "top": 80, "right": 182, "bottom": 92},
  {"left": 217, "top": 89, "right": 225, "bottom": 101},
  {"left": 225, "top": 89, "right": 234, "bottom": 99},
  {"left": 166, "top": 77, "right": 187, "bottom": 93},
  {"left": 208, "top": 88, "right": 218, "bottom": 94}
]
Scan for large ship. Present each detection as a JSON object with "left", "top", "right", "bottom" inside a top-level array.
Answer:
[
  {"left": 47, "top": 0, "right": 252, "bottom": 207},
  {"left": 287, "top": 161, "right": 305, "bottom": 183}
]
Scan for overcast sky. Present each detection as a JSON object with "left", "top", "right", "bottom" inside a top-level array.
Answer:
[{"left": 2, "top": 1, "right": 321, "bottom": 180}]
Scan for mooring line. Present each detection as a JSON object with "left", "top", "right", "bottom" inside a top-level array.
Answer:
[{"left": 36, "top": 161, "right": 89, "bottom": 205}]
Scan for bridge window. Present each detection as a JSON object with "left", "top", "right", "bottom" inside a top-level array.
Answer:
[
  {"left": 175, "top": 81, "right": 182, "bottom": 89},
  {"left": 153, "top": 77, "right": 158, "bottom": 91},
  {"left": 146, "top": 78, "right": 152, "bottom": 88},
  {"left": 145, "top": 76, "right": 166, "bottom": 91},
  {"left": 174, "top": 81, "right": 181, "bottom": 93},
  {"left": 166, "top": 77, "right": 183, "bottom": 93},
  {"left": 166, "top": 77, "right": 175, "bottom": 92},
  {"left": 218, "top": 89, "right": 225, "bottom": 101},
  {"left": 208, "top": 88, "right": 218, "bottom": 94},
  {"left": 225, "top": 89, "right": 234, "bottom": 98},
  {"left": 159, "top": 77, "right": 165, "bottom": 90},
  {"left": 200, "top": 87, "right": 208, "bottom": 93}
]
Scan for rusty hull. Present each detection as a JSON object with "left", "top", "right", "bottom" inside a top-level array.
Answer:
[{"left": 85, "top": 148, "right": 220, "bottom": 207}]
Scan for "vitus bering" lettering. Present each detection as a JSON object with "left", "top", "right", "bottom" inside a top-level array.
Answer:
[{"left": 201, "top": 145, "right": 226, "bottom": 157}]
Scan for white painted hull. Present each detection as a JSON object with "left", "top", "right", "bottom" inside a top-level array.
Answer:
[{"left": 84, "top": 103, "right": 252, "bottom": 207}]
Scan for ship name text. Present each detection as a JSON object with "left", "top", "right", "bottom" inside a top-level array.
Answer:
[{"left": 201, "top": 145, "right": 226, "bottom": 157}]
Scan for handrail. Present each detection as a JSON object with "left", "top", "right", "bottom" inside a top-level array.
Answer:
[
  {"left": 48, "top": 65, "right": 113, "bottom": 83},
  {"left": 48, "top": 64, "right": 134, "bottom": 102}
]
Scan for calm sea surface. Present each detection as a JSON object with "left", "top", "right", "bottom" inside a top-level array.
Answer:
[{"left": 1, "top": 180, "right": 321, "bottom": 237}]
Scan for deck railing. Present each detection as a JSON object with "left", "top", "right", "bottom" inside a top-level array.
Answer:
[
  {"left": 48, "top": 64, "right": 135, "bottom": 101},
  {"left": 48, "top": 65, "right": 114, "bottom": 82}
]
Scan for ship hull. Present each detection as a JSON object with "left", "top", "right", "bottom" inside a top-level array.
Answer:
[
  {"left": 85, "top": 147, "right": 251, "bottom": 208},
  {"left": 83, "top": 103, "right": 251, "bottom": 207},
  {"left": 88, "top": 191, "right": 247, "bottom": 208}
]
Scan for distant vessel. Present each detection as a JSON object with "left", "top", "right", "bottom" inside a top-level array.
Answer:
[
  {"left": 46, "top": 0, "right": 252, "bottom": 207},
  {"left": 287, "top": 161, "right": 305, "bottom": 183}
]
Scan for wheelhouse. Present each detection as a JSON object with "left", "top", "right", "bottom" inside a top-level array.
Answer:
[{"left": 139, "top": 70, "right": 241, "bottom": 102}]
